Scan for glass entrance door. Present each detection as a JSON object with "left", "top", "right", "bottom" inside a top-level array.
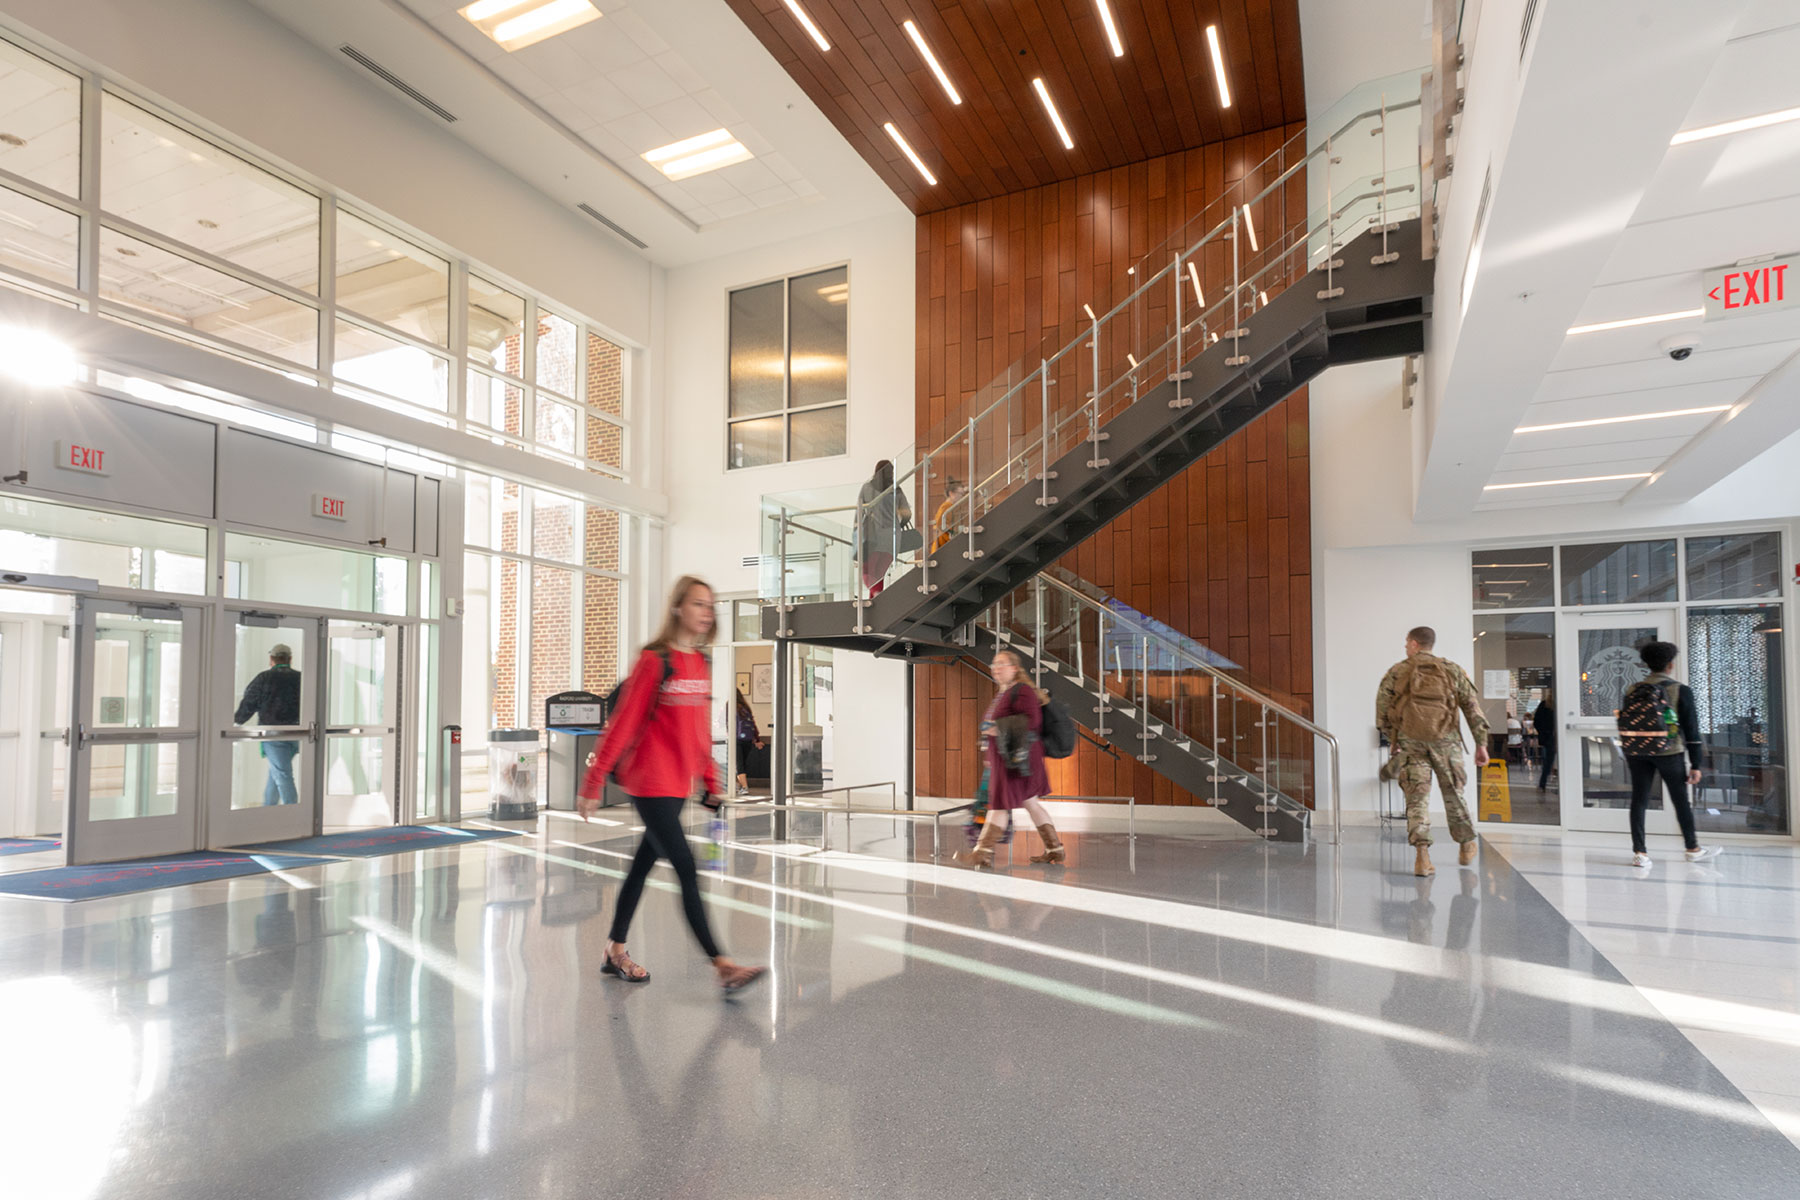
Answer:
[
  {"left": 67, "top": 599, "right": 205, "bottom": 864},
  {"left": 323, "top": 620, "right": 401, "bottom": 830},
  {"left": 1559, "top": 609, "right": 1680, "bottom": 835},
  {"left": 211, "top": 611, "right": 322, "bottom": 847}
]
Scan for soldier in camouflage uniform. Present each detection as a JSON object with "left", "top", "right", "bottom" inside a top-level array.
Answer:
[{"left": 1376, "top": 625, "right": 1490, "bottom": 877}]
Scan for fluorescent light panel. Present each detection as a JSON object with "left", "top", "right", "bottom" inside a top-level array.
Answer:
[
  {"left": 1567, "top": 308, "right": 1704, "bottom": 335},
  {"left": 782, "top": 0, "right": 831, "bottom": 52},
  {"left": 1240, "top": 204, "right": 1258, "bottom": 251},
  {"left": 1205, "top": 25, "right": 1231, "bottom": 108},
  {"left": 1093, "top": 0, "right": 1125, "bottom": 57},
  {"left": 642, "top": 128, "right": 753, "bottom": 180},
  {"left": 1484, "top": 472, "right": 1651, "bottom": 492},
  {"left": 460, "top": 0, "right": 599, "bottom": 52},
  {"left": 902, "top": 20, "right": 961, "bottom": 105},
  {"left": 883, "top": 121, "right": 937, "bottom": 186},
  {"left": 1032, "top": 77, "right": 1075, "bottom": 150},
  {"left": 1672, "top": 105, "right": 1800, "bottom": 145},
  {"left": 1187, "top": 261, "right": 1205, "bottom": 307},
  {"left": 1515, "top": 405, "right": 1730, "bottom": 434}
]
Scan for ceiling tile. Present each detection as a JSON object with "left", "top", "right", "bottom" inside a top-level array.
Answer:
[
  {"left": 645, "top": 96, "right": 720, "bottom": 143},
  {"left": 605, "top": 7, "right": 674, "bottom": 58},
  {"left": 563, "top": 76, "right": 639, "bottom": 126},
  {"left": 609, "top": 58, "right": 685, "bottom": 110},
  {"left": 602, "top": 111, "right": 677, "bottom": 157},
  {"left": 708, "top": 195, "right": 759, "bottom": 221},
  {"left": 653, "top": 51, "right": 710, "bottom": 96}
]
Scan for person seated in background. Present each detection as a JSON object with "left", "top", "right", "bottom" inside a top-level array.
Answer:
[
  {"left": 932, "top": 477, "right": 969, "bottom": 552},
  {"left": 1506, "top": 710, "right": 1524, "bottom": 763}
]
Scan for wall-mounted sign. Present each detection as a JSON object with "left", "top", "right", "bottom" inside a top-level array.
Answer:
[
  {"left": 1704, "top": 255, "right": 1795, "bottom": 320},
  {"left": 56, "top": 440, "right": 109, "bottom": 476},
  {"left": 313, "top": 493, "right": 348, "bottom": 521}
]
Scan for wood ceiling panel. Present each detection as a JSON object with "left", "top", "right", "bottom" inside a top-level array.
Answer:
[{"left": 723, "top": 0, "right": 1303, "bottom": 213}]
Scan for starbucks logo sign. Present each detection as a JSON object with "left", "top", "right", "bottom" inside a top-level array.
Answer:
[{"left": 1585, "top": 645, "right": 1646, "bottom": 715}]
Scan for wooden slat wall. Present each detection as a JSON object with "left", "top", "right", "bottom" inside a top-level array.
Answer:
[{"left": 914, "top": 129, "right": 1313, "bottom": 806}]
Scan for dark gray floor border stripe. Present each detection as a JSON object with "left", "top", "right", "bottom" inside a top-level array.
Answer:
[
  {"left": 1578, "top": 919, "right": 1800, "bottom": 946},
  {"left": 1519, "top": 869, "right": 1800, "bottom": 893}
]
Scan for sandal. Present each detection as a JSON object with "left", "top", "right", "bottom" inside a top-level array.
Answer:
[
  {"left": 718, "top": 964, "right": 766, "bottom": 996},
  {"left": 601, "top": 944, "right": 650, "bottom": 983}
]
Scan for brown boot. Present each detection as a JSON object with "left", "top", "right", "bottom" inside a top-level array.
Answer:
[
  {"left": 1459, "top": 840, "right": 1477, "bottom": 867},
  {"left": 1029, "top": 823, "right": 1065, "bottom": 865},
  {"left": 953, "top": 817, "right": 1005, "bottom": 869},
  {"left": 1413, "top": 845, "right": 1435, "bottom": 877}
]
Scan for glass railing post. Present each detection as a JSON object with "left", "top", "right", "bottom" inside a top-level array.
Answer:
[
  {"left": 1226, "top": 208, "right": 1246, "bottom": 368},
  {"left": 963, "top": 418, "right": 980, "bottom": 565},
  {"left": 1139, "top": 635, "right": 1154, "bottom": 765},
  {"left": 1036, "top": 360, "right": 1057, "bottom": 509},
  {"left": 1210, "top": 683, "right": 1222, "bottom": 806},
  {"left": 1171, "top": 249, "right": 1185, "bottom": 407},
  {"left": 777, "top": 504, "right": 791, "bottom": 636},
  {"left": 1032, "top": 576, "right": 1045, "bottom": 688},
  {"left": 918, "top": 449, "right": 933, "bottom": 598},
  {"left": 1260, "top": 703, "right": 1272, "bottom": 835}
]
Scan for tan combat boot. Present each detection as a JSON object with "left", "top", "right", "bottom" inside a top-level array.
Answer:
[
  {"left": 953, "top": 817, "right": 1005, "bottom": 870},
  {"left": 1029, "top": 823, "right": 1065, "bottom": 865},
  {"left": 1459, "top": 840, "right": 1477, "bottom": 867},
  {"left": 1413, "top": 845, "right": 1435, "bottom": 877}
]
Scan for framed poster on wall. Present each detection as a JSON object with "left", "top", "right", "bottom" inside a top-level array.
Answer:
[
  {"left": 736, "top": 672, "right": 750, "bottom": 696},
  {"left": 751, "top": 663, "right": 773, "bottom": 705}
]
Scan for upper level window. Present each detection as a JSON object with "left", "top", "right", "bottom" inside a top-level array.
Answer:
[
  {"left": 728, "top": 266, "right": 847, "bottom": 469},
  {"left": 1560, "top": 540, "right": 1678, "bottom": 606},
  {"left": 1472, "top": 547, "right": 1553, "bottom": 610}
]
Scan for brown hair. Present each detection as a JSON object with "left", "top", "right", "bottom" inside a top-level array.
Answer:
[
  {"left": 1407, "top": 625, "right": 1436, "bottom": 650},
  {"left": 648, "top": 575, "right": 716, "bottom": 651}
]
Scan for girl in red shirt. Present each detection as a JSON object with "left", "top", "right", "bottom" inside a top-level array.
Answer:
[{"left": 578, "top": 576, "right": 764, "bottom": 993}]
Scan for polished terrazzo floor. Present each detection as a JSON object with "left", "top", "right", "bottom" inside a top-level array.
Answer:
[{"left": 1, "top": 808, "right": 1796, "bottom": 1199}]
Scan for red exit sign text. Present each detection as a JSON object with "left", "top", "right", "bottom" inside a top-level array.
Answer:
[
  {"left": 1704, "top": 254, "right": 1800, "bottom": 321},
  {"left": 55, "top": 440, "right": 109, "bottom": 476},
  {"left": 313, "top": 493, "right": 348, "bottom": 521}
]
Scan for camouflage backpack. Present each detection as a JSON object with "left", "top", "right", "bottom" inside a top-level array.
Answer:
[{"left": 1392, "top": 655, "right": 1458, "bottom": 742}]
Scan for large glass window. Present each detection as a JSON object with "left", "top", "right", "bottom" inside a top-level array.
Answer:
[
  {"left": 335, "top": 210, "right": 449, "bottom": 345},
  {"left": 0, "top": 495, "right": 207, "bottom": 594},
  {"left": 727, "top": 267, "right": 848, "bottom": 469},
  {"left": 0, "top": 41, "right": 82, "bottom": 197},
  {"left": 1471, "top": 547, "right": 1554, "bottom": 610},
  {"left": 224, "top": 534, "right": 407, "bottom": 615},
  {"left": 1686, "top": 532, "right": 1781, "bottom": 603},
  {"left": 0, "top": 186, "right": 79, "bottom": 289},
  {"left": 1687, "top": 604, "right": 1787, "bottom": 835},
  {"left": 1471, "top": 612, "right": 1558, "bottom": 825},
  {"left": 1560, "top": 539, "right": 1678, "bottom": 606}
]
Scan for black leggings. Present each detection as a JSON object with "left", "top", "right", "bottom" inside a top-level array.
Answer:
[
  {"left": 1627, "top": 755, "right": 1699, "bottom": 854},
  {"left": 608, "top": 796, "right": 722, "bottom": 959}
]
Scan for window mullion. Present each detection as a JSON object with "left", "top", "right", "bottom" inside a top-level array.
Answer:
[
  {"left": 319, "top": 192, "right": 338, "bottom": 403},
  {"left": 76, "top": 70, "right": 102, "bottom": 307}
]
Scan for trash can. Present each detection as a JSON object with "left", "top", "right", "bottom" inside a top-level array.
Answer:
[
  {"left": 488, "top": 729, "right": 540, "bottom": 820},
  {"left": 544, "top": 690, "right": 612, "bottom": 810}
]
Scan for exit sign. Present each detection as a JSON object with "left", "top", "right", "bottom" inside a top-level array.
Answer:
[
  {"left": 1704, "top": 255, "right": 1797, "bottom": 321},
  {"left": 313, "top": 493, "right": 348, "bottom": 521},
  {"left": 55, "top": 440, "right": 109, "bottom": 476}
]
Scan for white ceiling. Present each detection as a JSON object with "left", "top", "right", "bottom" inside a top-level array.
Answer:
[
  {"left": 243, "top": 0, "right": 904, "bottom": 266},
  {"left": 1472, "top": 3, "right": 1800, "bottom": 511}
]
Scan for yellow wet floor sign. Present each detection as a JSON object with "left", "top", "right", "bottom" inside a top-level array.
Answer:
[{"left": 1479, "top": 761, "right": 1512, "bottom": 821}]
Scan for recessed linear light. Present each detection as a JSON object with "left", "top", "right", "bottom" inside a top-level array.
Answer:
[
  {"left": 1187, "top": 261, "right": 1205, "bottom": 307},
  {"left": 902, "top": 20, "right": 961, "bottom": 105},
  {"left": 782, "top": 0, "right": 831, "bottom": 52},
  {"left": 1474, "top": 562, "right": 1549, "bottom": 568},
  {"left": 460, "top": 0, "right": 599, "bottom": 52},
  {"left": 1240, "top": 204, "right": 1258, "bottom": 252},
  {"left": 1032, "top": 77, "right": 1075, "bottom": 150},
  {"left": 1671, "top": 105, "right": 1800, "bottom": 146},
  {"left": 642, "top": 129, "right": 752, "bottom": 180},
  {"left": 1484, "top": 472, "right": 1651, "bottom": 492},
  {"left": 1515, "top": 405, "right": 1730, "bottom": 434},
  {"left": 883, "top": 122, "right": 937, "bottom": 186},
  {"left": 1093, "top": 0, "right": 1125, "bottom": 57},
  {"left": 1083, "top": 303, "right": 1097, "bottom": 321},
  {"left": 1127, "top": 353, "right": 1139, "bottom": 368},
  {"left": 1205, "top": 25, "right": 1231, "bottom": 109},
  {"left": 1566, "top": 308, "right": 1704, "bottom": 335}
]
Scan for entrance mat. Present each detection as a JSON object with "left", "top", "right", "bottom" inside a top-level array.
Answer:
[
  {"left": 0, "top": 838, "right": 60, "bottom": 857},
  {"left": 0, "top": 851, "right": 334, "bottom": 902},
  {"left": 236, "top": 825, "right": 520, "bottom": 859}
]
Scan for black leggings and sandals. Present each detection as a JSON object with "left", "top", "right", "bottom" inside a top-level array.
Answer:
[{"left": 611, "top": 795, "right": 721, "bottom": 959}]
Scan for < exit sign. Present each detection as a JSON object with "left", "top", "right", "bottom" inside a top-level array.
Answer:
[
  {"left": 1704, "top": 254, "right": 1797, "bottom": 321},
  {"left": 313, "top": 493, "right": 348, "bottom": 521}
]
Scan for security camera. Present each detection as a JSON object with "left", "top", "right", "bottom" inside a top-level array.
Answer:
[{"left": 1660, "top": 334, "right": 1701, "bottom": 362}]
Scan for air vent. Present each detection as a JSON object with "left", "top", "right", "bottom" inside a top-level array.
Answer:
[
  {"left": 340, "top": 45, "right": 458, "bottom": 124},
  {"left": 741, "top": 555, "right": 761, "bottom": 569},
  {"left": 577, "top": 203, "right": 648, "bottom": 250},
  {"left": 1519, "top": 0, "right": 1540, "bottom": 61}
]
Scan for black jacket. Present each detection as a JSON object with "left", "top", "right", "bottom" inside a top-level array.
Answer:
[
  {"left": 1531, "top": 701, "right": 1556, "bottom": 750},
  {"left": 1643, "top": 673, "right": 1705, "bottom": 770},
  {"left": 235, "top": 666, "right": 302, "bottom": 726}
]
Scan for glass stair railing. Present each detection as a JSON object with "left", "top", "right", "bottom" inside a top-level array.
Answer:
[{"left": 982, "top": 571, "right": 1339, "bottom": 841}]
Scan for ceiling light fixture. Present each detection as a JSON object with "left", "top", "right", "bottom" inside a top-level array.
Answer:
[
  {"left": 1484, "top": 472, "right": 1652, "bottom": 492},
  {"left": 1240, "top": 204, "right": 1258, "bottom": 251},
  {"left": 642, "top": 128, "right": 753, "bottom": 180},
  {"left": 1083, "top": 303, "right": 1097, "bottom": 321},
  {"left": 1515, "top": 405, "right": 1731, "bottom": 434},
  {"left": 1127, "top": 353, "right": 1139, "bottom": 368},
  {"left": 902, "top": 20, "right": 961, "bottom": 105},
  {"left": 782, "top": 0, "right": 831, "bottom": 52},
  {"left": 883, "top": 122, "right": 937, "bottom": 186},
  {"left": 1566, "top": 308, "right": 1704, "bottom": 335},
  {"left": 1032, "top": 77, "right": 1075, "bottom": 150},
  {"left": 1258, "top": 290, "right": 1269, "bottom": 307},
  {"left": 1187, "top": 261, "right": 1205, "bottom": 307},
  {"left": 1205, "top": 25, "right": 1231, "bottom": 109},
  {"left": 1093, "top": 0, "right": 1125, "bottom": 57},
  {"left": 460, "top": 0, "right": 600, "bottom": 52},
  {"left": 1671, "top": 105, "right": 1800, "bottom": 145}
]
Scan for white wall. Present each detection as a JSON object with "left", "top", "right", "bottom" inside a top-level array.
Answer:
[{"left": 1312, "top": 357, "right": 1800, "bottom": 823}]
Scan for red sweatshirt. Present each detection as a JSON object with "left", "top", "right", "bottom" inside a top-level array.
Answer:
[{"left": 582, "top": 646, "right": 722, "bottom": 801}]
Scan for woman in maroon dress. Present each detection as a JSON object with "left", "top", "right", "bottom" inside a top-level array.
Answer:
[{"left": 954, "top": 648, "right": 1065, "bottom": 869}]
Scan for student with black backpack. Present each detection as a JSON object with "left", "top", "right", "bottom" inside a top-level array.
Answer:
[{"left": 1617, "top": 641, "right": 1719, "bottom": 868}]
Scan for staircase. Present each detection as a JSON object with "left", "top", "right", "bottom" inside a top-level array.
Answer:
[{"left": 762, "top": 93, "right": 1427, "bottom": 842}]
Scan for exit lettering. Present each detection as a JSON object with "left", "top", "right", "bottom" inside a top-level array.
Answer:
[
  {"left": 1710, "top": 264, "right": 1788, "bottom": 311},
  {"left": 54, "top": 440, "right": 109, "bottom": 476},
  {"left": 314, "top": 493, "right": 348, "bottom": 521}
]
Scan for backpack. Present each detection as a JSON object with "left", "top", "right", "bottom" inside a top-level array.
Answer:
[
  {"left": 1039, "top": 694, "right": 1077, "bottom": 759},
  {"left": 1617, "top": 679, "right": 1680, "bottom": 757},
  {"left": 1391, "top": 655, "right": 1459, "bottom": 741},
  {"left": 600, "top": 647, "right": 673, "bottom": 726}
]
